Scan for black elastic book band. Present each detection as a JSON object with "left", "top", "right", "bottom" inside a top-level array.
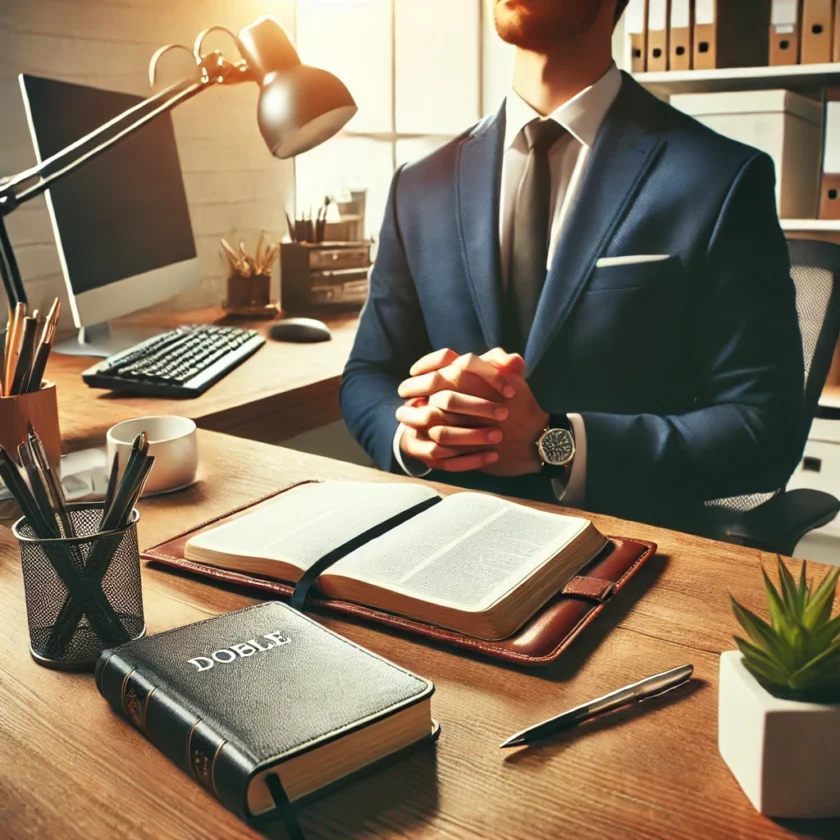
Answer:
[
  {"left": 290, "top": 496, "right": 442, "bottom": 610},
  {"left": 249, "top": 772, "right": 305, "bottom": 840}
]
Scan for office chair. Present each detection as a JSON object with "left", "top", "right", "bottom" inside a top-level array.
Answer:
[{"left": 702, "top": 239, "right": 840, "bottom": 556}]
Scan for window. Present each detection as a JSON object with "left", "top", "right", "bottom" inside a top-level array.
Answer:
[{"left": 294, "top": 0, "right": 514, "bottom": 240}]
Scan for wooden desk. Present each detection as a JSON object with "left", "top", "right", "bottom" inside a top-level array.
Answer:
[
  {"left": 45, "top": 307, "right": 360, "bottom": 449},
  {"left": 1, "top": 430, "right": 837, "bottom": 840}
]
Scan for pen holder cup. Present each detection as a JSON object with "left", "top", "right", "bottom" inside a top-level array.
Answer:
[
  {"left": 223, "top": 271, "right": 276, "bottom": 318},
  {"left": 13, "top": 504, "right": 145, "bottom": 670},
  {"left": 0, "top": 381, "right": 61, "bottom": 470}
]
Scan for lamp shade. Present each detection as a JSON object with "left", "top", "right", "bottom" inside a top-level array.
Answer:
[{"left": 238, "top": 16, "right": 357, "bottom": 159}]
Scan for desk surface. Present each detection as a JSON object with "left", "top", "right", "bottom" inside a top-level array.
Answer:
[
  {"left": 46, "top": 307, "right": 360, "bottom": 448},
  {"left": 1, "top": 430, "right": 837, "bottom": 840}
]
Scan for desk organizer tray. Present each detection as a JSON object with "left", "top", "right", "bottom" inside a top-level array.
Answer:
[{"left": 143, "top": 481, "right": 657, "bottom": 667}]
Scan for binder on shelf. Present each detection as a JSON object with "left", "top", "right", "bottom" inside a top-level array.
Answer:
[
  {"left": 802, "top": 0, "right": 835, "bottom": 64},
  {"left": 669, "top": 0, "right": 693, "bottom": 71},
  {"left": 820, "top": 90, "right": 840, "bottom": 220},
  {"left": 834, "top": 0, "right": 840, "bottom": 60},
  {"left": 626, "top": 0, "right": 649, "bottom": 73},
  {"left": 693, "top": 0, "right": 771, "bottom": 70},
  {"left": 770, "top": 0, "right": 804, "bottom": 65},
  {"left": 647, "top": 0, "right": 670, "bottom": 72}
]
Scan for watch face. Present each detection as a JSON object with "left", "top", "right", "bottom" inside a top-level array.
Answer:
[{"left": 539, "top": 428, "right": 575, "bottom": 466}]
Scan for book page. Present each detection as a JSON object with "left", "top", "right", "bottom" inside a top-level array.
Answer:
[
  {"left": 186, "top": 482, "right": 439, "bottom": 573},
  {"left": 330, "top": 493, "right": 589, "bottom": 610}
]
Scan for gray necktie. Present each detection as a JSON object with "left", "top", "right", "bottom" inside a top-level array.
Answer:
[{"left": 506, "top": 118, "right": 566, "bottom": 355}]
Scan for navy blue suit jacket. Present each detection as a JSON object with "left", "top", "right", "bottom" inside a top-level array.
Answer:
[{"left": 340, "top": 74, "right": 805, "bottom": 525}]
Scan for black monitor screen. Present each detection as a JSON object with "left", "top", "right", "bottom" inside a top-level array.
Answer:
[{"left": 21, "top": 75, "right": 196, "bottom": 296}]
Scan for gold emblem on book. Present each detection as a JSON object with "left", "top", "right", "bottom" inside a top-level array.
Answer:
[
  {"left": 125, "top": 687, "right": 143, "bottom": 729},
  {"left": 192, "top": 748, "right": 212, "bottom": 789}
]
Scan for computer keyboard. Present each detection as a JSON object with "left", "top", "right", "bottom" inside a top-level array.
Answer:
[{"left": 81, "top": 325, "right": 265, "bottom": 398}]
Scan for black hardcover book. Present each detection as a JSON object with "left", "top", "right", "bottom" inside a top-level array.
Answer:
[{"left": 95, "top": 602, "right": 436, "bottom": 821}]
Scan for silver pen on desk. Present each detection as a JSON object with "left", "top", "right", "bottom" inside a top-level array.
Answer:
[{"left": 500, "top": 664, "right": 694, "bottom": 749}]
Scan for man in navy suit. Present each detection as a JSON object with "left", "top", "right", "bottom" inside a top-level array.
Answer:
[{"left": 340, "top": 0, "right": 805, "bottom": 531}]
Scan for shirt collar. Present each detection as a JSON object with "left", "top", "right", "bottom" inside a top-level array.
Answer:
[{"left": 503, "top": 62, "right": 622, "bottom": 151}]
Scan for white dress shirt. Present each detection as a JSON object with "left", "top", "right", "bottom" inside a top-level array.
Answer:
[{"left": 394, "top": 63, "right": 623, "bottom": 506}]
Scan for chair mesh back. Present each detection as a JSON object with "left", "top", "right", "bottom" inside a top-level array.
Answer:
[{"left": 708, "top": 239, "right": 840, "bottom": 514}]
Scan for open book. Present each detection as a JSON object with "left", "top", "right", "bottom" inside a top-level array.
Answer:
[{"left": 184, "top": 482, "right": 607, "bottom": 641}]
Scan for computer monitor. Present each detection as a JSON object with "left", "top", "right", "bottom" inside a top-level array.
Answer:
[{"left": 19, "top": 74, "right": 199, "bottom": 355}]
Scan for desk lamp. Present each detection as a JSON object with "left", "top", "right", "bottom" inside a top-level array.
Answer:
[{"left": 0, "top": 16, "right": 357, "bottom": 309}]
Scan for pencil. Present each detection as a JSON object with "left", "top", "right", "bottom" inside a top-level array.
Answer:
[
  {"left": 11, "top": 316, "right": 37, "bottom": 395},
  {"left": 5, "top": 303, "right": 24, "bottom": 391}
]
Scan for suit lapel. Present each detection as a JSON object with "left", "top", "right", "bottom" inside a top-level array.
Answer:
[
  {"left": 455, "top": 103, "right": 506, "bottom": 350},
  {"left": 525, "top": 78, "right": 665, "bottom": 370}
]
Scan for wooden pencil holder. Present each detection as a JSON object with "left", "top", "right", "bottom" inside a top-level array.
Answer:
[
  {"left": 223, "top": 271, "right": 278, "bottom": 318},
  {"left": 0, "top": 381, "right": 62, "bottom": 469}
]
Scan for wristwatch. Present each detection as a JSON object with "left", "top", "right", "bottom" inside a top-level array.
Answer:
[{"left": 536, "top": 414, "right": 576, "bottom": 480}]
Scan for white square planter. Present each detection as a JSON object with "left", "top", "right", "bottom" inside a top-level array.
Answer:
[{"left": 718, "top": 650, "right": 840, "bottom": 818}]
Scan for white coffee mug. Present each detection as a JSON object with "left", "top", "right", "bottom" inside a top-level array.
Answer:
[{"left": 106, "top": 416, "right": 198, "bottom": 495}]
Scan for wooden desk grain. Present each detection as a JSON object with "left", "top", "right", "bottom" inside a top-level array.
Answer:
[
  {"left": 44, "top": 307, "right": 359, "bottom": 449},
  {"left": 1, "top": 431, "right": 837, "bottom": 840}
]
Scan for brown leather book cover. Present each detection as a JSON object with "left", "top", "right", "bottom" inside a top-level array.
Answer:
[
  {"left": 770, "top": 0, "right": 804, "bottom": 65},
  {"left": 142, "top": 481, "right": 657, "bottom": 667},
  {"left": 802, "top": 0, "right": 835, "bottom": 63}
]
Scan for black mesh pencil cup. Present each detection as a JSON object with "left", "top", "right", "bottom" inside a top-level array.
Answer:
[{"left": 13, "top": 503, "right": 146, "bottom": 669}]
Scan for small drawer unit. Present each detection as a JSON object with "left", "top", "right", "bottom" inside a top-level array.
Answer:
[{"left": 280, "top": 242, "right": 371, "bottom": 313}]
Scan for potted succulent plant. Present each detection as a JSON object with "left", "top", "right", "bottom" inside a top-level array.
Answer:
[{"left": 718, "top": 559, "right": 840, "bottom": 818}]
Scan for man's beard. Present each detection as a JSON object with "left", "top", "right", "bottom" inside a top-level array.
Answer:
[{"left": 493, "top": 0, "right": 606, "bottom": 50}]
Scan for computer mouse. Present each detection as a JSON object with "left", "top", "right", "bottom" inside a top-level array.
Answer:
[{"left": 269, "top": 317, "right": 332, "bottom": 343}]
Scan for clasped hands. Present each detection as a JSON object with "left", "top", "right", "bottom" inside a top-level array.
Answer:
[{"left": 397, "top": 348, "right": 549, "bottom": 476}]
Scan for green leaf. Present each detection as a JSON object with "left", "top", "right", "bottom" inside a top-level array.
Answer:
[
  {"left": 735, "top": 636, "right": 790, "bottom": 679},
  {"left": 778, "top": 558, "right": 802, "bottom": 620},
  {"left": 762, "top": 567, "right": 790, "bottom": 632},
  {"left": 731, "top": 596, "right": 779, "bottom": 653},
  {"left": 798, "top": 560, "right": 810, "bottom": 613},
  {"left": 731, "top": 598, "right": 792, "bottom": 668},
  {"left": 813, "top": 613, "right": 840, "bottom": 651},
  {"left": 736, "top": 638, "right": 792, "bottom": 687},
  {"left": 788, "top": 637, "right": 840, "bottom": 690},
  {"left": 803, "top": 567, "right": 840, "bottom": 632}
]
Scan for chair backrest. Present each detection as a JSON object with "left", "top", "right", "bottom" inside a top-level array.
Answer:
[{"left": 709, "top": 238, "right": 840, "bottom": 513}]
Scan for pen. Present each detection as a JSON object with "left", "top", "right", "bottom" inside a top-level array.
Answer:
[{"left": 499, "top": 664, "right": 694, "bottom": 748}]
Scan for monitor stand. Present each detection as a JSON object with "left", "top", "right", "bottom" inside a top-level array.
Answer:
[{"left": 53, "top": 321, "right": 162, "bottom": 358}]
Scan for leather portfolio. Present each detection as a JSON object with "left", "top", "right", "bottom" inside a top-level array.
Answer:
[{"left": 143, "top": 481, "right": 657, "bottom": 667}]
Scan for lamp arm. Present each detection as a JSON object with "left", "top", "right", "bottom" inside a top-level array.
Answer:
[
  {"left": 0, "top": 73, "right": 214, "bottom": 308},
  {"left": 4, "top": 78, "right": 191, "bottom": 199},
  {"left": 0, "top": 77, "right": 207, "bottom": 216}
]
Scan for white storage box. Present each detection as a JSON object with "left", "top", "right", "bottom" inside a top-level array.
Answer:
[{"left": 670, "top": 90, "right": 822, "bottom": 219}]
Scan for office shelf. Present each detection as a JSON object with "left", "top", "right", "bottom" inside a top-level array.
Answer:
[
  {"left": 635, "top": 63, "right": 840, "bottom": 96},
  {"left": 781, "top": 219, "right": 840, "bottom": 233}
]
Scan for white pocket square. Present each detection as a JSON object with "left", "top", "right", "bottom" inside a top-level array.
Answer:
[{"left": 595, "top": 254, "right": 671, "bottom": 268}]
